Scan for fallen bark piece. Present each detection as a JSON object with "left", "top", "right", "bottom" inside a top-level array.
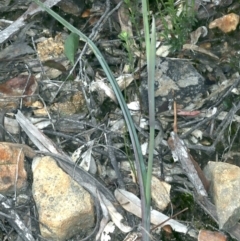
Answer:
[
  {"left": 0, "top": 194, "right": 35, "bottom": 241},
  {"left": 198, "top": 229, "right": 227, "bottom": 241},
  {"left": 167, "top": 132, "right": 208, "bottom": 197},
  {"left": 0, "top": 0, "right": 62, "bottom": 44},
  {"left": 183, "top": 44, "right": 219, "bottom": 59},
  {"left": 204, "top": 161, "right": 240, "bottom": 230}
]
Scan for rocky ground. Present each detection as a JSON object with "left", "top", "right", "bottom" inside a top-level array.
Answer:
[{"left": 0, "top": 0, "right": 240, "bottom": 241}]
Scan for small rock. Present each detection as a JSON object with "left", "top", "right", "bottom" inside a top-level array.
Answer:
[
  {"left": 204, "top": 161, "right": 240, "bottom": 230},
  {"left": 140, "top": 57, "right": 206, "bottom": 113},
  {"left": 37, "top": 34, "right": 64, "bottom": 62},
  {"left": 151, "top": 176, "right": 171, "bottom": 211},
  {"left": 36, "top": 34, "right": 68, "bottom": 79},
  {"left": 0, "top": 143, "right": 27, "bottom": 194},
  {"left": 32, "top": 156, "right": 94, "bottom": 241},
  {"left": 198, "top": 229, "right": 227, "bottom": 241},
  {"left": 50, "top": 91, "right": 87, "bottom": 116},
  {"left": 57, "top": 0, "right": 85, "bottom": 16},
  {"left": 209, "top": 13, "right": 239, "bottom": 33}
]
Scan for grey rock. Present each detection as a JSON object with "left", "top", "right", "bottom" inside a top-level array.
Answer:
[{"left": 140, "top": 57, "right": 206, "bottom": 113}]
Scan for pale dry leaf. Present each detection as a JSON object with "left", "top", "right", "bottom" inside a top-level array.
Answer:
[
  {"left": 96, "top": 81, "right": 117, "bottom": 103},
  {"left": 5, "top": 116, "right": 20, "bottom": 135},
  {"left": 190, "top": 26, "right": 208, "bottom": 44},
  {"left": 156, "top": 45, "right": 171, "bottom": 57},
  {"left": 123, "top": 232, "right": 141, "bottom": 241},
  {"left": 129, "top": 169, "right": 137, "bottom": 183},
  {"left": 156, "top": 41, "right": 161, "bottom": 48},
  {"left": 90, "top": 74, "right": 135, "bottom": 105},
  {"left": 168, "top": 132, "right": 208, "bottom": 197},
  {"left": 101, "top": 222, "right": 115, "bottom": 241},
  {"left": 141, "top": 142, "right": 148, "bottom": 155},
  {"left": 100, "top": 192, "right": 132, "bottom": 233},
  {"left": 183, "top": 44, "right": 219, "bottom": 59},
  {"left": 117, "top": 74, "right": 135, "bottom": 91},
  {"left": 182, "top": 128, "right": 203, "bottom": 140},
  {"left": 80, "top": 141, "right": 97, "bottom": 174},
  {"left": 141, "top": 142, "right": 158, "bottom": 156},
  {"left": 123, "top": 64, "right": 131, "bottom": 73},
  {"left": 32, "top": 119, "right": 52, "bottom": 130},
  {"left": 231, "top": 88, "right": 239, "bottom": 95},
  {"left": 80, "top": 149, "right": 96, "bottom": 174},
  {"left": 96, "top": 191, "right": 110, "bottom": 241},
  {"left": 110, "top": 119, "right": 125, "bottom": 133},
  {"left": 192, "top": 130, "right": 203, "bottom": 140},
  {"left": 127, "top": 101, "right": 140, "bottom": 111},
  {"left": 72, "top": 141, "right": 97, "bottom": 174},
  {"left": 119, "top": 161, "right": 134, "bottom": 172},
  {"left": 176, "top": 2, "right": 183, "bottom": 17},
  {"left": 190, "top": 136, "right": 199, "bottom": 144},
  {"left": 114, "top": 189, "right": 196, "bottom": 237},
  {"left": 139, "top": 118, "right": 148, "bottom": 129},
  {"left": 204, "top": 107, "right": 217, "bottom": 118},
  {"left": 71, "top": 146, "right": 83, "bottom": 162},
  {"left": 118, "top": 161, "right": 137, "bottom": 183}
]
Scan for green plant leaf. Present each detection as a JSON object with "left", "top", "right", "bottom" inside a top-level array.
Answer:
[
  {"left": 118, "top": 31, "right": 128, "bottom": 41},
  {"left": 64, "top": 32, "right": 79, "bottom": 65}
]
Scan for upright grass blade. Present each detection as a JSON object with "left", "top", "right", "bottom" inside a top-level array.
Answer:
[
  {"left": 142, "top": 0, "right": 150, "bottom": 65},
  {"left": 141, "top": 1, "right": 156, "bottom": 240},
  {"left": 31, "top": 0, "right": 148, "bottom": 236},
  {"left": 145, "top": 15, "right": 156, "bottom": 239}
]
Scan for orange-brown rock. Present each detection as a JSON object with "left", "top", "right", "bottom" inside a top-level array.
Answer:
[
  {"left": 32, "top": 156, "right": 94, "bottom": 241},
  {"left": 0, "top": 142, "right": 27, "bottom": 194},
  {"left": 198, "top": 229, "right": 227, "bottom": 241},
  {"left": 209, "top": 13, "right": 239, "bottom": 33}
]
